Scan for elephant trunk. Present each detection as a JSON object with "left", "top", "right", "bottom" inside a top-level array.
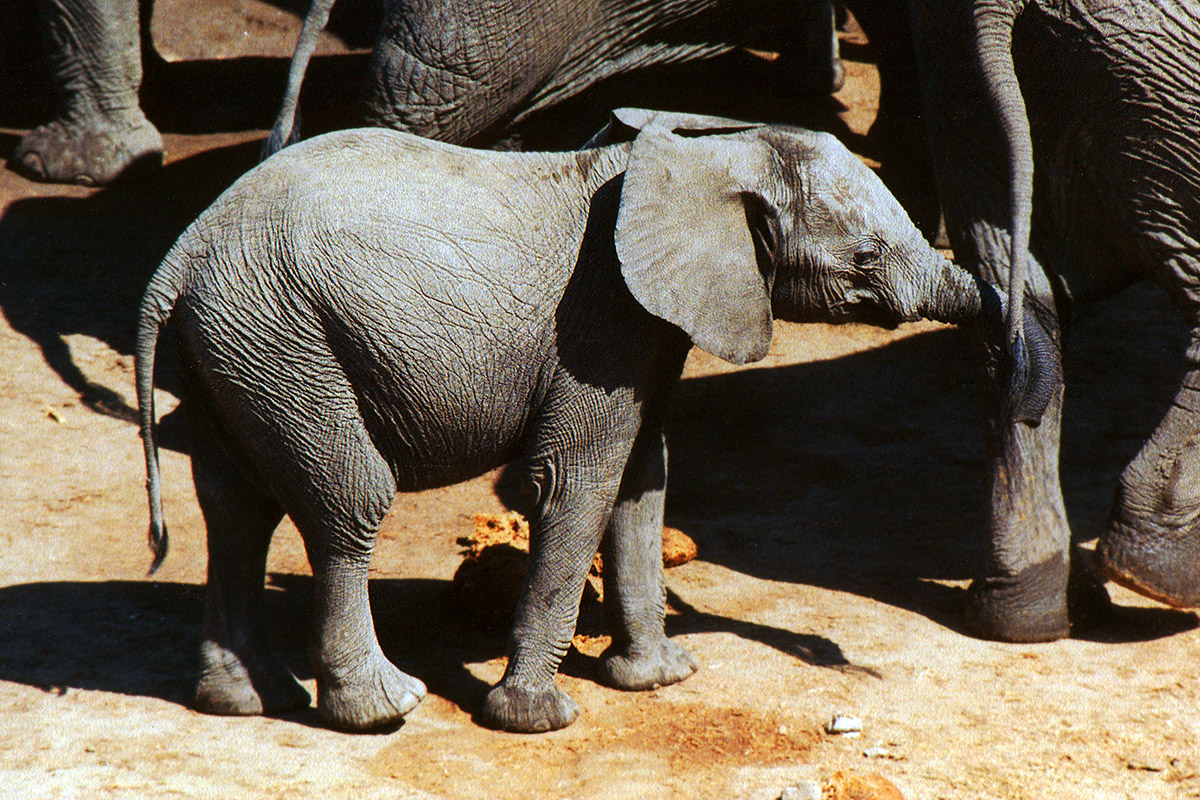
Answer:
[
  {"left": 975, "top": 0, "right": 1048, "bottom": 426},
  {"left": 911, "top": 251, "right": 1000, "bottom": 329},
  {"left": 912, "top": 248, "right": 1060, "bottom": 427}
]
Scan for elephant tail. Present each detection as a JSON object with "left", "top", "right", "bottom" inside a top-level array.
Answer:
[
  {"left": 261, "top": 0, "right": 337, "bottom": 160},
  {"left": 135, "top": 257, "right": 186, "bottom": 575},
  {"left": 973, "top": 0, "right": 1054, "bottom": 426}
]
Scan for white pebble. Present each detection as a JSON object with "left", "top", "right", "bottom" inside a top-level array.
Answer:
[
  {"left": 825, "top": 714, "right": 863, "bottom": 735},
  {"left": 779, "top": 780, "right": 822, "bottom": 800}
]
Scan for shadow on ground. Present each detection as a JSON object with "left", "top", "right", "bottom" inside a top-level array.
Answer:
[
  {"left": 1, "top": 290, "right": 1196, "bottom": 718},
  {"left": 0, "top": 566, "right": 874, "bottom": 723}
]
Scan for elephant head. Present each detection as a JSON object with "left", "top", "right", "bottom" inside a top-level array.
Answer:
[{"left": 610, "top": 116, "right": 1014, "bottom": 365}]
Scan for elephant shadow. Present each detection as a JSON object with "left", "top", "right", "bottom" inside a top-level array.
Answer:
[
  {"left": 659, "top": 305, "right": 1199, "bottom": 643},
  {"left": 0, "top": 136, "right": 278, "bottom": 452},
  {"left": 0, "top": 304, "right": 1194, "bottom": 719},
  {"left": 0, "top": 573, "right": 486, "bottom": 725},
  {"left": 0, "top": 566, "right": 875, "bottom": 723}
]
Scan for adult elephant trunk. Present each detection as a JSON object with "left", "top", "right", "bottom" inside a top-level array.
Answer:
[{"left": 974, "top": 0, "right": 1057, "bottom": 426}]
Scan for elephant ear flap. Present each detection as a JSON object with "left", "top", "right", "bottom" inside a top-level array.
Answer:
[
  {"left": 584, "top": 107, "right": 761, "bottom": 148},
  {"left": 615, "top": 126, "right": 776, "bottom": 365}
]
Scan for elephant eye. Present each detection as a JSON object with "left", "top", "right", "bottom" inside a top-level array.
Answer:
[{"left": 852, "top": 246, "right": 882, "bottom": 267}]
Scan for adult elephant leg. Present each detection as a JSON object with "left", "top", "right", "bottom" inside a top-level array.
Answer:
[
  {"left": 15, "top": 0, "right": 162, "bottom": 185},
  {"left": 966, "top": 283, "right": 1073, "bottom": 641},
  {"left": 906, "top": 0, "right": 1101, "bottom": 641},
  {"left": 847, "top": 0, "right": 941, "bottom": 240},
  {"left": 598, "top": 425, "right": 697, "bottom": 691},
  {"left": 775, "top": 0, "right": 846, "bottom": 95},
  {"left": 1098, "top": 325, "right": 1200, "bottom": 608},
  {"left": 186, "top": 386, "right": 310, "bottom": 717}
]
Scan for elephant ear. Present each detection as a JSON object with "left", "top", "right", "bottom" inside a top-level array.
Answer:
[
  {"left": 615, "top": 126, "right": 777, "bottom": 365},
  {"left": 583, "top": 107, "right": 762, "bottom": 148}
]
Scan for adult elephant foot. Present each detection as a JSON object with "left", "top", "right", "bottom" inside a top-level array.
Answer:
[
  {"left": 315, "top": 652, "right": 426, "bottom": 732},
  {"left": 964, "top": 552, "right": 1070, "bottom": 642},
  {"left": 1094, "top": 358, "right": 1200, "bottom": 609},
  {"left": 13, "top": 111, "right": 163, "bottom": 186},
  {"left": 966, "top": 375, "right": 1081, "bottom": 642},
  {"left": 599, "top": 636, "right": 697, "bottom": 691},
  {"left": 194, "top": 640, "right": 311, "bottom": 717},
  {"left": 1096, "top": 513, "right": 1200, "bottom": 609},
  {"left": 480, "top": 681, "right": 579, "bottom": 733}
]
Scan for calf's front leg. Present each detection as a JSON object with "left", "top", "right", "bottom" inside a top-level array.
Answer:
[{"left": 598, "top": 425, "right": 697, "bottom": 690}]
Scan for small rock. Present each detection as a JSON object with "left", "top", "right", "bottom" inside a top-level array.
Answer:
[
  {"left": 823, "top": 770, "right": 905, "bottom": 800},
  {"left": 662, "top": 526, "right": 699, "bottom": 566},
  {"left": 779, "top": 779, "right": 822, "bottom": 800},
  {"left": 862, "top": 745, "right": 891, "bottom": 759},
  {"left": 825, "top": 714, "right": 863, "bottom": 735}
]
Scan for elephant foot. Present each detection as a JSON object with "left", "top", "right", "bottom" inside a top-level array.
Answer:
[
  {"left": 316, "top": 654, "right": 426, "bottom": 731},
  {"left": 1096, "top": 509, "right": 1200, "bottom": 609},
  {"left": 480, "top": 681, "right": 579, "bottom": 732},
  {"left": 963, "top": 553, "right": 1070, "bottom": 642},
  {"left": 599, "top": 636, "right": 697, "bottom": 691},
  {"left": 1066, "top": 546, "right": 1115, "bottom": 632},
  {"left": 194, "top": 640, "right": 311, "bottom": 716},
  {"left": 13, "top": 112, "right": 163, "bottom": 186}
]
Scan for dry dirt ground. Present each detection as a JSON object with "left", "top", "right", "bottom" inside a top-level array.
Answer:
[{"left": 2, "top": 2, "right": 1199, "bottom": 799}]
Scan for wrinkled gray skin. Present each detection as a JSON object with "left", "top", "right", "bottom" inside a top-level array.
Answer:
[
  {"left": 262, "top": 0, "right": 845, "bottom": 156},
  {"left": 891, "top": 0, "right": 1200, "bottom": 640},
  {"left": 12, "top": 0, "right": 843, "bottom": 185},
  {"left": 13, "top": 0, "right": 163, "bottom": 185},
  {"left": 136, "top": 109, "right": 1017, "bottom": 733}
]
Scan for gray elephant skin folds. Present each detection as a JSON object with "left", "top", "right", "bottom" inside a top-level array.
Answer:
[{"left": 135, "top": 110, "right": 1013, "bottom": 734}]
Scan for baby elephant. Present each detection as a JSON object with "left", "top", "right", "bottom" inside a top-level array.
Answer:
[{"left": 136, "top": 108, "right": 1020, "bottom": 733}]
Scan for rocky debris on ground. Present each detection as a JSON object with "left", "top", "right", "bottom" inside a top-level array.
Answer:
[
  {"left": 777, "top": 771, "right": 905, "bottom": 800},
  {"left": 450, "top": 511, "right": 698, "bottom": 629},
  {"left": 825, "top": 713, "right": 863, "bottom": 736},
  {"left": 820, "top": 771, "right": 906, "bottom": 800},
  {"left": 779, "top": 780, "right": 823, "bottom": 800}
]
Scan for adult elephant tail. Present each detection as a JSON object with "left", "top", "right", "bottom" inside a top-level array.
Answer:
[
  {"left": 135, "top": 257, "right": 187, "bottom": 574},
  {"left": 262, "top": 0, "right": 338, "bottom": 160},
  {"left": 973, "top": 0, "right": 1055, "bottom": 426}
]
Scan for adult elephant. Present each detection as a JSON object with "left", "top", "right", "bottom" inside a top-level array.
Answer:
[
  {"left": 11, "top": 0, "right": 845, "bottom": 185},
  {"left": 262, "top": 0, "right": 845, "bottom": 154},
  {"left": 12, "top": 0, "right": 163, "bottom": 185},
  {"left": 887, "top": 0, "right": 1200, "bottom": 641}
]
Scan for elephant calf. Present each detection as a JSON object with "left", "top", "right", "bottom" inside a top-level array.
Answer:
[{"left": 137, "top": 109, "right": 1030, "bottom": 733}]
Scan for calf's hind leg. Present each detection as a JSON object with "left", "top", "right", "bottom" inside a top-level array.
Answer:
[
  {"left": 188, "top": 406, "right": 311, "bottom": 717},
  {"left": 286, "top": 422, "right": 426, "bottom": 731}
]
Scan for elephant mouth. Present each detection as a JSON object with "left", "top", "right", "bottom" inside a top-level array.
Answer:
[{"left": 829, "top": 302, "right": 903, "bottom": 329}]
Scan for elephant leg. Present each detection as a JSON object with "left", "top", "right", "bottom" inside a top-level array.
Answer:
[
  {"left": 965, "top": 289, "right": 1112, "bottom": 640},
  {"left": 598, "top": 426, "right": 697, "bottom": 691},
  {"left": 1097, "top": 329, "right": 1200, "bottom": 608},
  {"left": 188, "top": 407, "right": 310, "bottom": 717},
  {"left": 481, "top": 431, "right": 629, "bottom": 732},
  {"left": 964, "top": 269, "right": 1113, "bottom": 642},
  {"left": 905, "top": 3, "right": 1107, "bottom": 641},
  {"left": 15, "top": 0, "right": 162, "bottom": 185},
  {"left": 291, "top": 428, "right": 426, "bottom": 731},
  {"left": 776, "top": 0, "right": 846, "bottom": 95}
]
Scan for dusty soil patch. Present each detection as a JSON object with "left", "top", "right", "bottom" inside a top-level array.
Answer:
[{"left": 2, "top": 4, "right": 1198, "bottom": 800}]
